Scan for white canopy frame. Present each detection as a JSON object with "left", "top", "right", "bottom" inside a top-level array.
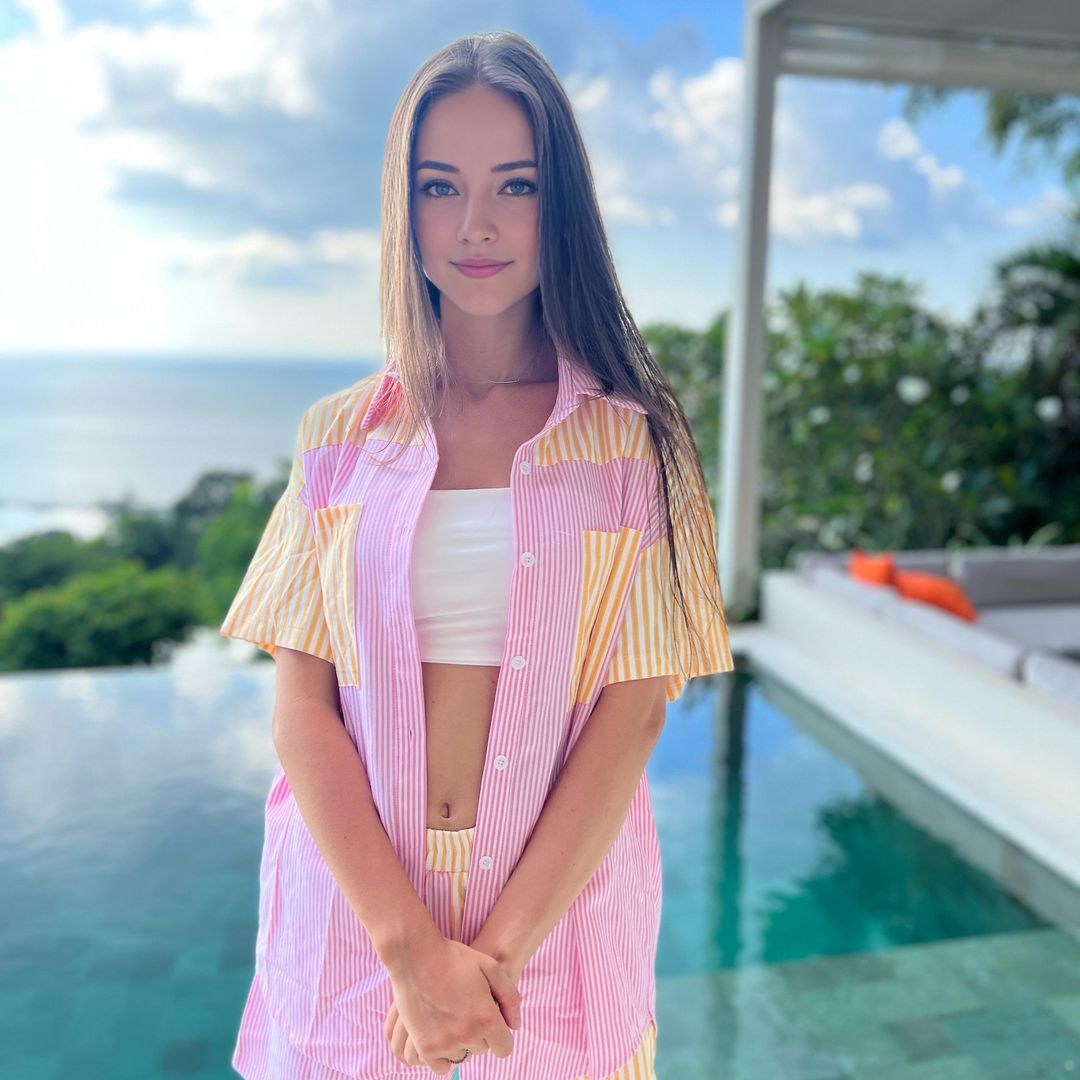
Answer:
[{"left": 719, "top": 0, "right": 1080, "bottom": 615}]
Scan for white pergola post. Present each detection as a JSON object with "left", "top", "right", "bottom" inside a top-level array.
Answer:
[
  {"left": 718, "top": 7, "right": 781, "bottom": 617},
  {"left": 717, "top": 0, "right": 1080, "bottom": 620}
]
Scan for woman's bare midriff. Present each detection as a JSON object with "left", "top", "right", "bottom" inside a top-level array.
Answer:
[
  {"left": 423, "top": 660, "right": 501, "bottom": 830},
  {"left": 422, "top": 357, "right": 558, "bottom": 831}
]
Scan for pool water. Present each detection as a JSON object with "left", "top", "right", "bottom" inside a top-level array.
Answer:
[{"left": 1, "top": 652, "right": 1078, "bottom": 1079}]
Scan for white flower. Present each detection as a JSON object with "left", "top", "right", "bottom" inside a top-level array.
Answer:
[
  {"left": 842, "top": 364, "right": 861, "bottom": 385},
  {"left": 940, "top": 470, "right": 962, "bottom": 493},
  {"left": 950, "top": 385, "right": 970, "bottom": 405},
  {"left": 817, "top": 517, "right": 847, "bottom": 549},
  {"left": 854, "top": 452, "right": 874, "bottom": 483},
  {"left": 1035, "top": 396, "right": 1062, "bottom": 423},
  {"left": 897, "top": 375, "right": 931, "bottom": 404},
  {"left": 778, "top": 349, "right": 802, "bottom": 374},
  {"left": 807, "top": 405, "right": 831, "bottom": 425}
]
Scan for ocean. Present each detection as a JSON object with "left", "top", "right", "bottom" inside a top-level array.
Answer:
[{"left": 0, "top": 354, "right": 380, "bottom": 547}]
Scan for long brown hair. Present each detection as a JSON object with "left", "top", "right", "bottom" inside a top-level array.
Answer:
[{"left": 377, "top": 29, "right": 726, "bottom": 690}]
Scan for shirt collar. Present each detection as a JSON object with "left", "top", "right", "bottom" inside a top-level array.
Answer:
[{"left": 359, "top": 345, "right": 645, "bottom": 432}]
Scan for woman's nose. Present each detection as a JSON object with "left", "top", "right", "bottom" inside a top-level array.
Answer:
[{"left": 457, "top": 198, "right": 497, "bottom": 243}]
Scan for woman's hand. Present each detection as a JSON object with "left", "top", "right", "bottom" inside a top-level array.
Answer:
[
  {"left": 384, "top": 999, "right": 429, "bottom": 1070},
  {"left": 382, "top": 939, "right": 521, "bottom": 1072}
]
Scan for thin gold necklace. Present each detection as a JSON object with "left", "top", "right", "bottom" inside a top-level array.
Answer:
[{"left": 450, "top": 337, "right": 543, "bottom": 385}]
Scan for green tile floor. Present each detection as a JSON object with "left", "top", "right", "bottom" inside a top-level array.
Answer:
[{"left": 656, "top": 927, "right": 1080, "bottom": 1078}]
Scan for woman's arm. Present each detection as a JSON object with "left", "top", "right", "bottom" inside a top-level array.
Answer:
[
  {"left": 469, "top": 675, "right": 667, "bottom": 979},
  {"left": 275, "top": 648, "right": 523, "bottom": 1067},
  {"left": 271, "top": 647, "right": 442, "bottom": 974}
]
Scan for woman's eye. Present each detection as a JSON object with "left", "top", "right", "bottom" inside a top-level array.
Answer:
[
  {"left": 419, "top": 178, "right": 536, "bottom": 198},
  {"left": 421, "top": 179, "right": 455, "bottom": 198}
]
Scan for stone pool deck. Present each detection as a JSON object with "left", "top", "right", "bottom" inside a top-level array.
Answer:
[
  {"left": 656, "top": 925, "right": 1080, "bottom": 1077},
  {"left": 727, "top": 575, "right": 1080, "bottom": 937}
]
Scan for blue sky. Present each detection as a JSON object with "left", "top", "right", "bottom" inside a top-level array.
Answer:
[{"left": 0, "top": 0, "right": 1072, "bottom": 359}]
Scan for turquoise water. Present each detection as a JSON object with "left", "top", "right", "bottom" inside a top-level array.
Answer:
[{"left": 1, "top": 653, "right": 1077, "bottom": 1079}]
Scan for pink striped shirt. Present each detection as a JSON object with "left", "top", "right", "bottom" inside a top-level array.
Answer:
[{"left": 220, "top": 345, "right": 734, "bottom": 1078}]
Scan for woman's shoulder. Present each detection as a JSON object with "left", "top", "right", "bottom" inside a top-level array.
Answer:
[
  {"left": 587, "top": 393, "right": 655, "bottom": 463},
  {"left": 294, "top": 369, "right": 386, "bottom": 452}
]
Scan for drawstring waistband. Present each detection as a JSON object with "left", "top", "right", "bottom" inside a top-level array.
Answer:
[{"left": 425, "top": 825, "right": 475, "bottom": 873}]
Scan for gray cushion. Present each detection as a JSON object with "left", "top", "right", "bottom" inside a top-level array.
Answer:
[
  {"left": 953, "top": 542, "right": 1080, "bottom": 563},
  {"left": 891, "top": 551, "right": 951, "bottom": 577},
  {"left": 889, "top": 599, "right": 1025, "bottom": 679},
  {"left": 795, "top": 550, "right": 848, "bottom": 577},
  {"left": 957, "top": 552, "right": 1080, "bottom": 607},
  {"left": 808, "top": 566, "right": 903, "bottom": 614},
  {"left": 1021, "top": 648, "right": 1080, "bottom": 710},
  {"left": 977, "top": 604, "right": 1080, "bottom": 657}
]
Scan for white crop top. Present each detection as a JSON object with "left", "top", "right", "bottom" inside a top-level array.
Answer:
[{"left": 409, "top": 486, "right": 514, "bottom": 664}]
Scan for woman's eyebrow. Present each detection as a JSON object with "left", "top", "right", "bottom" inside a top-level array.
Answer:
[{"left": 415, "top": 159, "right": 538, "bottom": 173}]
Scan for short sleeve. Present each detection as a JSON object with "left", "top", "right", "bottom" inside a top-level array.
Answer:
[
  {"left": 603, "top": 416, "right": 734, "bottom": 703},
  {"left": 219, "top": 408, "right": 335, "bottom": 664}
]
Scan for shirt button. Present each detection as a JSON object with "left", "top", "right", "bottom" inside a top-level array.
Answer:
[
  {"left": 478, "top": 855, "right": 494, "bottom": 870},
  {"left": 494, "top": 754, "right": 508, "bottom": 770},
  {"left": 519, "top": 551, "right": 535, "bottom": 566},
  {"left": 519, "top": 460, "right": 532, "bottom": 475},
  {"left": 510, "top": 655, "right": 526, "bottom": 670}
]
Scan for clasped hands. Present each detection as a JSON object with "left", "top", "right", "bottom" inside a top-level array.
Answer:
[{"left": 383, "top": 935, "right": 523, "bottom": 1075}]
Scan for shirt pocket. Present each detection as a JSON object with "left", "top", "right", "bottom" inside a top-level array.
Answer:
[
  {"left": 310, "top": 502, "right": 363, "bottom": 688},
  {"left": 569, "top": 524, "right": 643, "bottom": 707}
]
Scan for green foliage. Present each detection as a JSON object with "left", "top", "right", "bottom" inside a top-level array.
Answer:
[
  {"left": 0, "top": 530, "right": 117, "bottom": 609},
  {"left": 642, "top": 315, "right": 727, "bottom": 486},
  {"left": 647, "top": 258, "right": 1079, "bottom": 573},
  {"left": 0, "top": 465, "right": 286, "bottom": 672},
  {"left": 195, "top": 475, "right": 283, "bottom": 625},
  {"left": 0, "top": 560, "right": 201, "bottom": 671}
]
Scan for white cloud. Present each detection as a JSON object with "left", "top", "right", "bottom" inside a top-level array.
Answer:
[
  {"left": 715, "top": 176, "right": 891, "bottom": 240},
  {"left": 876, "top": 117, "right": 967, "bottom": 194},
  {"left": 559, "top": 57, "right": 747, "bottom": 232},
  {"left": 644, "top": 59, "right": 896, "bottom": 242},
  {"left": 997, "top": 185, "right": 1073, "bottom": 229},
  {"left": 568, "top": 74, "right": 611, "bottom": 113},
  {"left": 0, "top": 0, "right": 369, "bottom": 354},
  {"left": 1, "top": 2, "right": 1068, "bottom": 355},
  {"left": 589, "top": 154, "right": 678, "bottom": 227},
  {"left": 646, "top": 58, "right": 744, "bottom": 172},
  {"left": 877, "top": 117, "right": 921, "bottom": 161},
  {"left": 0, "top": 4, "right": 930, "bottom": 356},
  {"left": 15, "top": 0, "right": 68, "bottom": 39},
  {"left": 81, "top": 7, "right": 320, "bottom": 117},
  {"left": 769, "top": 177, "right": 892, "bottom": 241},
  {"left": 160, "top": 226, "right": 380, "bottom": 281},
  {"left": 876, "top": 116, "right": 1071, "bottom": 233}
]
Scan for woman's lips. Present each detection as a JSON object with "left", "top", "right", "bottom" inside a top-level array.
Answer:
[{"left": 453, "top": 261, "right": 509, "bottom": 279}]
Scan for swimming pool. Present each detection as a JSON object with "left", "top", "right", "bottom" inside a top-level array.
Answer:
[{"left": 1, "top": 651, "right": 1077, "bottom": 1078}]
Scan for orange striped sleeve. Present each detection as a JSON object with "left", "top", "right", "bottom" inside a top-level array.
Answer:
[
  {"left": 604, "top": 418, "right": 734, "bottom": 702},
  {"left": 219, "top": 406, "right": 334, "bottom": 664}
]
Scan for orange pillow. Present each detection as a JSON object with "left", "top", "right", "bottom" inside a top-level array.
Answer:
[
  {"left": 893, "top": 569, "right": 977, "bottom": 621},
  {"left": 849, "top": 548, "right": 896, "bottom": 586}
]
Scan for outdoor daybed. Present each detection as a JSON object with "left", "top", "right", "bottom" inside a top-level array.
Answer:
[{"left": 791, "top": 544, "right": 1080, "bottom": 710}]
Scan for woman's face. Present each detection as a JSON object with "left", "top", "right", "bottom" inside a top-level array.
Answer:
[{"left": 412, "top": 85, "right": 541, "bottom": 319}]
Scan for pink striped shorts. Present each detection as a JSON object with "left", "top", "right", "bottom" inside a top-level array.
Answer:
[{"left": 232, "top": 825, "right": 657, "bottom": 1079}]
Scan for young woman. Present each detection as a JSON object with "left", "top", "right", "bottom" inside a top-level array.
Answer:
[{"left": 220, "top": 30, "right": 733, "bottom": 1080}]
